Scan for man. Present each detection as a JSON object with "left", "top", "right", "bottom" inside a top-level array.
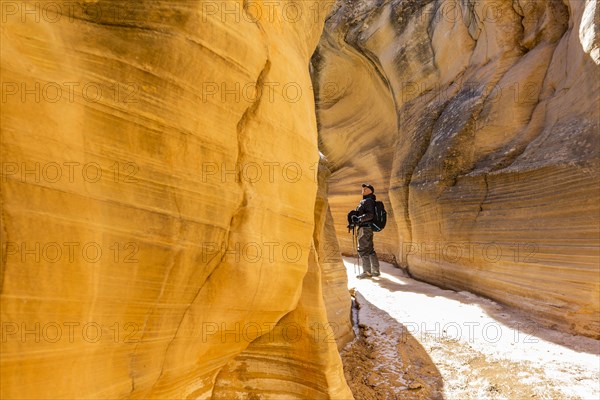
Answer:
[{"left": 350, "top": 183, "right": 381, "bottom": 279}]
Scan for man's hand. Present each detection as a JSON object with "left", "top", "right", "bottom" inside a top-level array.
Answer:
[{"left": 351, "top": 215, "right": 360, "bottom": 224}]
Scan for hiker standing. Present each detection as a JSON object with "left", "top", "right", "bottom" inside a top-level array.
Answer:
[{"left": 350, "top": 184, "right": 381, "bottom": 279}]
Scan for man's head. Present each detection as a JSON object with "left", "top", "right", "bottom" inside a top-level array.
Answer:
[{"left": 361, "top": 183, "right": 374, "bottom": 195}]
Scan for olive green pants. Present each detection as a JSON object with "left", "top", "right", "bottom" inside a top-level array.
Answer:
[{"left": 357, "top": 226, "right": 380, "bottom": 274}]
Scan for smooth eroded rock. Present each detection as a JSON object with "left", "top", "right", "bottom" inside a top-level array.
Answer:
[
  {"left": 1, "top": 1, "right": 352, "bottom": 398},
  {"left": 312, "top": 0, "right": 600, "bottom": 338}
]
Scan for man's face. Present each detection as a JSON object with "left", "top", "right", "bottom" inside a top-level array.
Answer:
[{"left": 362, "top": 186, "right": 372, "bottom": 195}]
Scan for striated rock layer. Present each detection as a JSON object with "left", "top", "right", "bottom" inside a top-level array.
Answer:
[
  {"left": 1, "top": 1, "right": 352, "bottom": 398},
  {"left": 212, "top": 159, "right": 353, "bottom": 399},
  {"left": 312, "top": 0, "right": 600, "bottom": 338}
]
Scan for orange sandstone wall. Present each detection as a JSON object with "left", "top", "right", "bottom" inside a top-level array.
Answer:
[
  {"left": 1, "top": 1, "right": 352, "bottom": 398},
  {"left": 313, "top": 0, "right": 600, "bottom": 338}
]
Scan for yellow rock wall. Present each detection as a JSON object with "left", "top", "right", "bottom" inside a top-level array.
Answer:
[
  {"left": 313, "top": 0, "right": 600, "bottom": 338},
  {"left": 212, "top": 159, "right": 353, "bottom": 399},
  {"left": 1, "top": 1, "right": 352, "bottom": 398}
]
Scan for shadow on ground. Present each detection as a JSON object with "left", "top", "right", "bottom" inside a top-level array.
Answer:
[{"left": 341, "top": 292, "right": 445, "bottom": 400}]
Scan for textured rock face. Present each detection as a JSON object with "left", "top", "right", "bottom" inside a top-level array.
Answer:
[
  {"left": 212, "top": 159, "right": 353, "bottom": 399},
  {"left": 1, "top": 1, "right": 352, "bottom": 398},
  {"left": 313, "top": 0, "right": 600, "bottom": 338}
]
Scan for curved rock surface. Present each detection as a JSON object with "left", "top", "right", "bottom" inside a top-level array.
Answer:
[
  {"left": 212, "top": 159, "right": 353, "bottom": 399},
  {"left": 312, "top": 0, "right": 599, "bottom": 338},
  {"left": 1, "top": 1, "right": 352, "bottom": 398}
]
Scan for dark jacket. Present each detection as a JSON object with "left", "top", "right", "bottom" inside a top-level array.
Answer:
[{"left": 356, "top": 193, "right": 376, "bottom": 227}]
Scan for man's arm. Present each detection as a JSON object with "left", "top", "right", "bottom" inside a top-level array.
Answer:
[{"left": 357, "top": 199, "right": 375, "bottom": 222}]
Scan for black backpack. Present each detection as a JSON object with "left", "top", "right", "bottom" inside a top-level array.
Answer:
[
  {"left": 347, "top": 200, "right": 387, "bottom": 232},
  {"left": 371, "top": 200, "right": 387, "bottom": 232}
]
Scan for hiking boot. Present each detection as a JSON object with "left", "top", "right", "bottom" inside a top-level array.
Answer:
[
  {"left": 356, "top": 272, "right": 372, "bottom": 279},
  {"left": 371, "top": 272, "right": 380, "bottom": 277}
]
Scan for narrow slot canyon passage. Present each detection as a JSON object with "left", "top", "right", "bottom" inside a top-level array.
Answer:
[
  {"left": 311, "top": 0, "right": 600, "bottom": 397},
  {"left": 1, "top": 0, "right": 598, "bottom": 399}
]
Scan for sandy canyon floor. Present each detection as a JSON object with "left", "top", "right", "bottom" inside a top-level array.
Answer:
[{"left": 341, "top": 258, "right": 600, "bottom": 400}]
